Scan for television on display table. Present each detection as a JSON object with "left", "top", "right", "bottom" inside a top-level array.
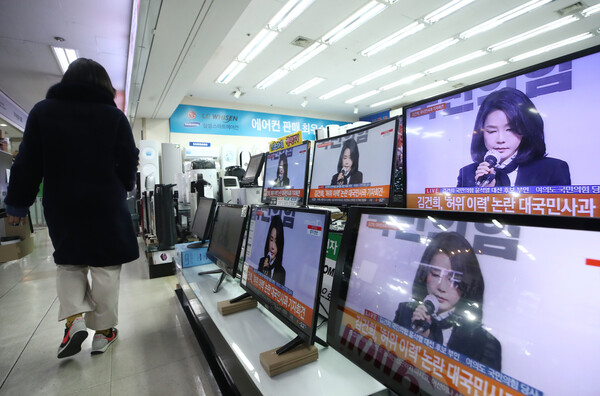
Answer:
[
  {"left": 327, "top": 206, "right": 600, "bottom": 395},
  {"left": 308, "top": 117, "right": 399, "bottom": 208},
  {"left": 239, "top": 205, "right": 330, "bottom": 354},
  {"left": 404, "top": 44, "right": 600, "bottom": 218},
  {"left": 261, "top": 141, "right": 311, "bottom": 207}
]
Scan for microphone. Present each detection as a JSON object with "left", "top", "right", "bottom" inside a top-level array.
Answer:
[
  {"left": 476, "top": 150, "right": 501, "bottom": 187},
  {"left": 412, "top": 295, "right": 439, "bottom": 333}
]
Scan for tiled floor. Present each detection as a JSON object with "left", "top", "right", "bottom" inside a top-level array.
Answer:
[{"left": 0, "top": 228, "right": 217, "bottom": 396}]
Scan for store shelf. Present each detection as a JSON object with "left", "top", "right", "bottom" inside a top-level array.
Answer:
[{"left": 175, "top": 263, "right": 387, "bottom": 395}]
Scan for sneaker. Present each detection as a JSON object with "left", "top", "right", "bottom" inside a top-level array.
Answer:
[
  {"left": 91, "top": 328, "right": 118, "bottom": 354},
  {"left": 57, "top": 317, "right": 88, "bottom": 359}
]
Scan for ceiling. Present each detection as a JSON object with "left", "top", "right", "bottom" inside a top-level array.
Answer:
[{"left": 1, "top": 0, "right": 600, "bottom": 139}]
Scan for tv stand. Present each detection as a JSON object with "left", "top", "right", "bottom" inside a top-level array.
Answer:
[{"left": 197, "top": 268, "right": 226, "bottom": 293}]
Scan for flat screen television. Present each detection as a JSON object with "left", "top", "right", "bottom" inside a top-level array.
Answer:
[
  {"left": 261, "top": 142, "right": 311, "bottom": 206},
  {"left": 308, "top": 117, "right": 399, "bottom": 207},
  {"left": 204, "top": 203, "right": 248, "bottom": 292},
  {"left": 327, "top": 206, "right": 600, "bottom": 395},
  {"left": 240, "top": 153, "right": 265, "bottom": 187},
  {"left": 405, "top": 44, "right": 600, "bottom": 218},
  {"left": 187, "top": 197, "right": 216, "bottom": 248},
  {"left": 239, "top": 205, "right": 330, "bottom": 354}
]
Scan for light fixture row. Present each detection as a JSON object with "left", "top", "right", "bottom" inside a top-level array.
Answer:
[{"left": 302, "top": 12, "right": 592, "bottom": 110}]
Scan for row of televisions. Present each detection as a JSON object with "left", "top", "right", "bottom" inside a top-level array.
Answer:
[
  {"left": 246, "top": 44, "right": 600, "bottom": 219},
  {"left": 190, "top": 195, "right": 600, "bottom": 395}
]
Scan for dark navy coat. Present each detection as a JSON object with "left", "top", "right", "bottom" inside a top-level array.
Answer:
[{"left": 5, "top": 82, "right": 139, "bottom": 266}]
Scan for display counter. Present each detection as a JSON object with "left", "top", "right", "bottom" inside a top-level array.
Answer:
[{"left": 175, "top": 262, "right": 387, "bottom": 395}]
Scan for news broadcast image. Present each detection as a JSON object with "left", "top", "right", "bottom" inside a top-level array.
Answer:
[
  {"left": 405, "top": 49, "right": 600, "bottom": 217},
  {"left": 335, "top": 213, "right": 600, "bottom": 395},
  {"left": 262, "top": 143, "right": 308, "bottom": 203},
  {"left": 241, "top": 207, "right": 326, "bottom": 330},
  {"left": 309, "top": 119, "right": 396, "bottom": 206}
]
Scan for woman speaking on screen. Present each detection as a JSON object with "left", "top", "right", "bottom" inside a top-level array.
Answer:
[
  {"left": 457, "top": 87, "right": 570, "bottom": 187},
  {"left": 331, "top": 138, "right": 363, "bottom": 185}
]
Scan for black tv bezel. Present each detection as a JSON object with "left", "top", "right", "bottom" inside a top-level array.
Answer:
[
  {"left": 240, "top": 152, "right": 266, "bottom": 186},
  {"left": 240, "top": 204, "right": 331, "bottom": 348},
  {"left": 190, "top": 197, "right": 217, "bottom": 243},
  {"left": 307, "top": 116, "right": 400, "bottom": 208},
  {"left": 260, "top": 141, "right": 311, "bottom": 206},
  {"left": 326, "top": 205, "right": 600, "bottom": 394},
  {"left": 206, "top": 203, "right": 248, "bottom": 278},
  {"left": 402, "top": 44, "right": 600, "bottom": 215}
]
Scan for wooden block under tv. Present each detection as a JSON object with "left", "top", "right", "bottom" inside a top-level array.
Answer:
[
  {"left": 259, "top": 345, "right": 318, "bottom": 377},
  {"left": 217, "top": 297, "right": 257, "bottom": 315}
]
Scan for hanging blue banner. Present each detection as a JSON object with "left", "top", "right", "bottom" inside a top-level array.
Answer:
[
  {"left": 360, "top": 109, "right": 390, "bottom": 123},
  {"left": 170, "top": 105, "right": 346, "bottom": 140}
]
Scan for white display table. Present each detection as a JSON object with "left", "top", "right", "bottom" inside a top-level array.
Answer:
[{"left": 175, "top": 263, "right": 387, "bottom": 395}]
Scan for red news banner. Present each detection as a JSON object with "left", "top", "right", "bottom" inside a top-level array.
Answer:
[
  {"left": 263, "top": 188, "right": 304, "bottom": 198},
  {"left": 310, "top": 185, "right": 390, "bottom": 200},
  {"left": 340, "top": 307, "right": 527, "bottom": 396},
  {"left": 246, "top": 267, "right": 313, "bottom": 327},
  {"left": 409, "top": 193, "right": 600, "bottom": 217}
]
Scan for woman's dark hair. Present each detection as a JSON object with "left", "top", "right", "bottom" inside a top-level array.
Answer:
[
  {"left": 337, "top": 138, "right": 360, "bottom": 174},
  {"left": 277, "top": 153, "right": 288, "bottom": 180},
  {"left": 263, "top": 215, "right": 284, "bottom": 266},
  {"left": 412, "top": 232, "right": 485, "bottom": 322},
  {"left": 62, "top": 58, "right": 116, "bottom": 97},
  {"left": 470, "top": 87, "right": 545, "bottom": 164}
]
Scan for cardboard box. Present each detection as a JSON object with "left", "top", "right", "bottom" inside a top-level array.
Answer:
[
  {"left": 175, "top": 242, "right": 212, "bottom": 268},
  {"left": 0, "top": 217, "right": 34, "bottom": 263}
]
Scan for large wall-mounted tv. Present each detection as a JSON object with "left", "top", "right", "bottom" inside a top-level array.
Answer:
[
  {"left": 240, "top": 205, "right": 330, "bottom": 353},
  {"left": 261, "top": 142, "right": 310, "bottom": 206},
  {"left": 308, "top": 117, "right": 399, "bottom": 207},
  {"left": 405, "top": 45, "right": 600, "bottom": 217},
  {"left": 327, "top": 206, "right": 600, "bottom": 395}
]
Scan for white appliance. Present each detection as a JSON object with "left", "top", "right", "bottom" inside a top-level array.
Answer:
[
  {"left": 221, "top": 176, "right": 239, "bottom": 203},
  {"left": 139, "top": 140, "right": 160, "bottom": 193},
  {"left": 160, "top": 143, "right": 183, "bottom": 185},
  {"left": 220, "top": 144, "right": 237, "bottom": 169}
]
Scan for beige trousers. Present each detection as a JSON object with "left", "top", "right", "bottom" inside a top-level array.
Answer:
[{"left": 56, "top": 264, "right": 122, "bottom": 330}]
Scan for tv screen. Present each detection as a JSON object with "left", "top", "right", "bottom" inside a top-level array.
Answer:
[
  {"left": 327, "top": 206, "right": 600, "bottom": 395},
  {"left": 261, "top": 142, "right": 310, "bottom": 206},
  {"left": 240, "top": 153, "right": 265, "bottom": 187},
  {"left": 188, "top": 197, "right": 216, "bottom": 247},
  {"left": 308, "top": 117, "right": 398, "bottom": 207},
  {"left": 206, "top": 203, "right": 248, "bottom": 278},
  {"left": 405, "top": 45, "right": 600, "bottom": 218},
  {"left": 240, "top": 206, "right": 330, "bottom": 350}
]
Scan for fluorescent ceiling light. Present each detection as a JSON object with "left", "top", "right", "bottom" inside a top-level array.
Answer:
[
  {"left": 256, "top": 68, "right": 289, "bottom": 89},
  {"left": 448, "top": 61, "right": 508, "bottom": 81},
  {"left": 268, "top": 0, "right": 315, "bottom": 30},
  {"left": 352, "top": 65, "right": 397, "bottom": 86},
  {"left": 424, "top": 0, "right": 476, "bottom": 24},
  {"left": 284, "top": 42, "right": 328, "bottom": 70},
  {"left": 425, "top": 50, "right": 487, "bottom": 74},
  {"left": 380, "top": 73, "right": 425, "bottom": 91},
  {"left": 509, "top": 32, "right": 593, "bottom": 63},
  {"left": 361, "top": 21, "right": 425, "bottom": 57},
  {"left": 370, "top": 94, "right": 404, "bottom": 108},
  {"left": 403, "top": 80, "right": 448, "bottom": 97},
  {"left": 488, "top": 15, "right": 579, "bottom": 52},
  {"left": 319, "top": 84, "right": 354, "bottom": 100},
  {"left": 345, "top": 90, "right": 380, "bottom": 104},
  {"left": 582, "top": 4, "right": 600, "bottom": 17},
  {"left": 51, "top": 46, "right": 78, "bottom": 74},
  {"left": 322, "top": 1, "right": 387, "bottom": 44},
  {"left": 216, "top": 61, "right": 248, "bottom": 84},
  {"left": 460, "top": 0, "right": 552, "bottom": 39},
  {"left": 289, "top": 77, "right": 325, "bottom": 94},
  {"left": 238, "top": 29, "right": 279, "bottom": 62},
  {"left": 397, "top": 38, "right": 459, "bottom": 67}
]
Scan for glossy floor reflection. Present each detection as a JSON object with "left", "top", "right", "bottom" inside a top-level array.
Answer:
[{"left": 0, "top": 228, "right": 216, "bottom": 396}]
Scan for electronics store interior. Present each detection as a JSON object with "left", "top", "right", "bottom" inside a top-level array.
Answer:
[{"left": 3, "top": 1, "right": 600, "bottom": 395}]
